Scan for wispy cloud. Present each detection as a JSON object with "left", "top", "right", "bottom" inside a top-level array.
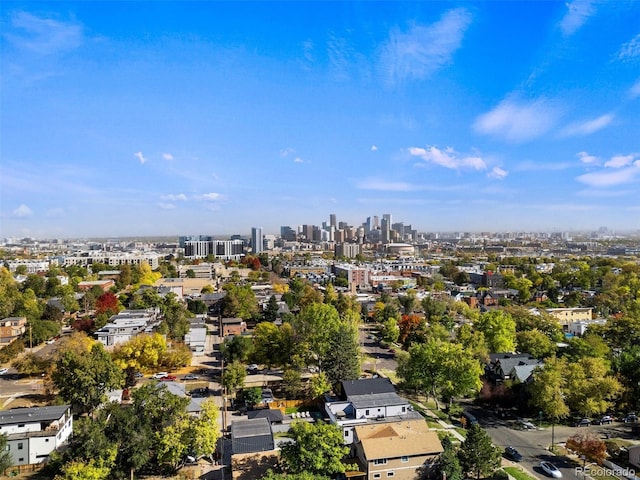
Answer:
[
  {"left": 12, "top": 204, "right": 33, "bottom": 218},
  {"left": 162, "top": 153, "right": 174, "bottom": 161},
  {"left": 560, "top": 113, "right": 614, "bottom": 137},
  {"left": 160, "top": 193, "right": 187, "bottom": 201},
  {"left": 487, "top": 167, "right": 508, "bottom": 179},
  {"left": 577, "top": 151, "right": 599, "bottom": 164},
  {"left": 158, "top": 203, "right": 176, "bottom": 210},
  {"left": 575, "top": 152, "right": 640, "bottom": 187},
  {"left": 328, "top": 31, "right": 356, "bottom": 81},
  {"left": 604, "top": 154, "right": 634, "bottom": 168},
  {"left": 371, "top": 145, "right": 378, "bottom": 151},
  {"left": 631, "top": 79, "right": 640, "bottom": 98},
  {"left": 559, "top": 0, "right": 596, "bottom": 36},
  {"left": 515, "top": 161, "right": 574, "bottom": 172},
  {"left": 379, "top": 8, "right": 472, "bottom": 86},
  {"left": 198, "top": 192, "right": 224, "bottom": 201},
  {"left": 618, "top": 33, "right": 640, "bottom": 61},
  {"left": 293, "top": 157, "right": 305, "bottom": 164},
  {"left": 134, "top": 152, "right": 148, "bottom": 164},
  {"left": 280, "top": 147, "right": 295, "bottom": 157},
  {"left": 408, "top": 146, "right": 486, "bottom": 170},
  {"left": 356, "top": 179, "right": 416, "bottom": 192},
  {"left": 4, "top": 11, "right": 83, "bottom": 55},
  {"left": 474, "top": 98, "right": 560, "bottom": 142}
]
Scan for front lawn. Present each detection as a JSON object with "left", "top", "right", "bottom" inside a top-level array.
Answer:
[{"left": 504, "top": 466, "right": 537, "bottom": 480}]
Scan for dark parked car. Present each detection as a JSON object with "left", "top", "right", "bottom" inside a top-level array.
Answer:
[
  {"left": 505, "top": 446, "right": 523, "bottom": 462},
  {"left": 624, "top": 413, "right": 638, "bottom": 423},
  {"left": 576, "top": 418, "right": 591, "bottom": 427},
  {"left": 599, "top": 415, "right": 613, "bottom": 425}
]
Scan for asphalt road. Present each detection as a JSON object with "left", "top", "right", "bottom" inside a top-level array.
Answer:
[
  {"left": 467, "top": 406, "right": 638, "bottom": 480},
  {"left": 359, "top": 325, "right": 398, "bottom": 374}
]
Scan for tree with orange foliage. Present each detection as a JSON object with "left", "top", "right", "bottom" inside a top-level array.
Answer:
[
  {"left": 566, "top": 432, "right": 607, "bottom": 464},
  {"left": 398, "top": 314, "right": 426, "bottom": 345}
]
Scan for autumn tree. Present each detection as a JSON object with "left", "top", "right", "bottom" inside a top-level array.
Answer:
[
  {"left": 222, "top": 283, "right": 259, "bottom": 319},
  {"left": 566, "top": 432, "right": 607, "bottom": 464},
  {"left": 95, "top": 292, "right": 120, "bottom": 317}
]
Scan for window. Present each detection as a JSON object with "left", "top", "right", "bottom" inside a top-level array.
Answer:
[
  {"left": 374, "top": 459, "right": 388, "bottom": 465},
  {"left": 19, "top": 458, "right": 24, "bottom": 462},
  {"left": 365, "top": 409, "right": 370, "bottom": 416},
  {"left": 18, "top": 443, "right": 23, "bottom": 450},
  {"left": 373, "top": 475, "right": 381, "bottom": 479},
  {"left": 401, "top": 456, "right": 409, "bottom": 463},
  {"left": 344, "top": 430, "right": 349, "bottom": 437},
  {"left": 402, "top": 406, "right": 406, "bottom": 413},
  {"left": 18, "top": 424, "right": 25, "bottom": 428},
  {"left": 387, "top": 473, "right": 395, "bottom": 478}
]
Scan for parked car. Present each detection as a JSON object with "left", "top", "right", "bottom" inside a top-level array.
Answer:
[
  {"left": 261, "top": 388, "right": 274, "bottom": 403},
  {"left": 599, "top": 415, "right": 613, "bottom": 425},
  {"left": 183, "top": 374, "right": 199, "bottom": 380},
  {"left": 134, "top": 372, "right": 144, "bottom": 378},
  {"left": 505, "top": 447, "right": 523, "bottom": 462},
  {"left": 576, "top": 418, "right": 591, "bottom": 427},
  {"left": 159, "top": 375, "right": 177, "bottom": 381},
  {"left": 540, "top": 461, "right": 563, "bottom": 478},
  {"left": 0, "top": 368, "right": 9, "bottom": 375},
  {"left": 624, "top": 413, "right": 638, "bottom": 423},
  {"left": 152, "top": 372, "right": 169, "bottom": 379},
  {"left": 247, "top": 364, "right": 259, "bottom": 374}
]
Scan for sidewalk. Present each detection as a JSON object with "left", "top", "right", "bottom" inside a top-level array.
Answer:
[{"left": 412, "top": 400, "right": 466, "bottom": 442}]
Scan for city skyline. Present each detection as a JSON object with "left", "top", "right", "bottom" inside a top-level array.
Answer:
[{"left": 1, "top": 2, "right": 640, "bottom": 238}]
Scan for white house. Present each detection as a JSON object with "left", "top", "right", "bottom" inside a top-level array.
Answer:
[{"left": 0, "top": 405, "right": 73, "bottom": 468}]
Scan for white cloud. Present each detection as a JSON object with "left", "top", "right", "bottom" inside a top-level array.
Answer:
[
  {"left": 371, "top": 145, "right": 378, "bottom": 151},
  {"left": 630, "top": 79, "right": 640, "bottom": 98},
  {"left": 134, "top": 152, "right": 147, "bottom": 164},
  {"left": 408, "top": 146, "right": 487, "bottom": 170},
  {"left": 618, "top": 33, "right": 640, "bottom": 60},
  {"left": 161, "top": 193, "right": 187, "bottom": 201},
  {"left": 4, "top": 11, "right": 83, "bottom": 55},
  {"left": 379, "top": 8, "right": 472, "bottom": 86},
  {"left": 474, "top": 98, "right": 560, "bottom": 142},
  {"left": 560, "top": 0, "right": 596, "bottom": 36},
  {"left": 488, "top": 167, "right": 508, "bottom": 179},
  {"left": 158, "top": 203, "right": 175, "bottom": 210},
  {"left": 199, "top": 192, "right": 224, "bottom": 201},
  {"left": 577, "top": 151, "right": 599, "bottom": 164},
  {"left": 561, "top": 113, "right": 614, "bottom": 137},
  {"left": 356, "top": 178, "right": 416, "bottom": 191},
  {"left": 162, "top": 153, "right": 174, "bottom": 161},
  {"left": 576, "top": 167, "right": 640, "bottom": 187},
  {"left": 604, "top": 155, "right": 634, "bottom": 168},
  {"left": 12, "top": 204, "right": 33, "bottom": 218},
  {"left": 280, "top": 147, "right": 295, "bottom": 157},
  {"left": 293, "top": 157, "right": 305, "bottom": 164}
]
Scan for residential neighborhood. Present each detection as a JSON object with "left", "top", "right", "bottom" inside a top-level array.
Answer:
[{"left": 1, "top": 219, "right": 640, "bottom": 480}]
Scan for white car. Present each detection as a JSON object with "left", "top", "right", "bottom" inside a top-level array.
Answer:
[
  {"left": 540, "top": 461, "right": 562, "bottom": 478},
  {"left": 0, "top": 368, "right": 9, "bottom": 375},
  {"left": 152, "top": 372, "right": 169, "bottom": 379}
]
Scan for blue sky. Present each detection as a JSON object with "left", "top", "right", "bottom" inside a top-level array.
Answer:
[{"left": 1, "top": 1, "right": 639, "bottom": 238}]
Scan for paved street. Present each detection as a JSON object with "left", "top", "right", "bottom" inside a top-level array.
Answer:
[
  {"left": 467, "top": 406, "right": 637, "bottom": 480},
  {"left": 359, "top": 324, "right": 398, "bottom": 374}
]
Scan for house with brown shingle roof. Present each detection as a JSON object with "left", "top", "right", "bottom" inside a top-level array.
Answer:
[{"left": 353, "top": 420, "right": 443, "bottom": 480}]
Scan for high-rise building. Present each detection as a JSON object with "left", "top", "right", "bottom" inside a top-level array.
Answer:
[
  {"left": 329, "top": 213, "right": 337, "bottom": 228},
  {"left": 251, "top": 227, "right": 264, "bottom": 254},
  {"left": 373, "top": 216, "right": 379, "bottom": 229},
  {"left": 381, "top": 218, "right": 390, "bottom": 244}
]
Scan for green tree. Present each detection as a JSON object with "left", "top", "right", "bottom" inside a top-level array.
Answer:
[
  {"left": 292, "top": 303, "right": 341, "bottom": 364},
  {"left": 263, "top": 295, "right": 280, "bottom": 322},
  {"left": 222, "top": 283, "right": 259, "bottom": 319},
  {"left": 0, "top": 267, "right": 21, "bottom": 318},
  {"left": 53, "top": 343, "right": 124, "bottom": 415},
  {"left": 279, "top": 421, "right": 349, "bottom": 476},
  {"left": 439, "top": 435, "right": 463, "bottom": 480},
  {"left": 264, "top": 471, "right": 328, "bottom": 480},
  {"left": 188, "top": 399, "right": 220, "bottom": 462},
  {"left": 53, "top": 460, "right": 111, "bottom": 480},
  {"left": 222, "top": 360, "right": 247, "bottom": 396},
  {"left": 516, "top": 329, "right": 557, "bottom": 359},
  {"left": 381, "top": 318, "right": 400, "bottom": 343},
  {"left": 29, "top": 319, "right": 61, "bottom": 345},
  {"left": 398, "top": 338, "right": 483, "bottom": 409},
  {"left": 308, "top": 372, "right": 332, "bottom": 399},
  {"left": 475, "top": 310, "right": 516, "bottom": 353},
  {"left": 282, "top": 368, "right": 304, "bottom": 399},
  {"left": 0, "top": 433, "right": 12, "bottom": 474},
  {"left": 457, "top": 424, "right": 501, "bottom": 480},
  {"left": 322, "top": 321, "right": 360, "bottom": 387},
  {"left": 564, "top": 357, "right": 622, "bottom": 417},
  {"left": 221, "top": 335, "right": 255, "bottom": 363}
]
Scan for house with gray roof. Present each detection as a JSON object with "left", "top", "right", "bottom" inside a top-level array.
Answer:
[
  {"left": 0, "top": 405, "right": 73, "bottom": 468},
  {"left": 487, "top": 353, "right": 543, "bottom": 384},
  {"left": 231, "top": 418, "right": 275, "bottom": 455}
]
